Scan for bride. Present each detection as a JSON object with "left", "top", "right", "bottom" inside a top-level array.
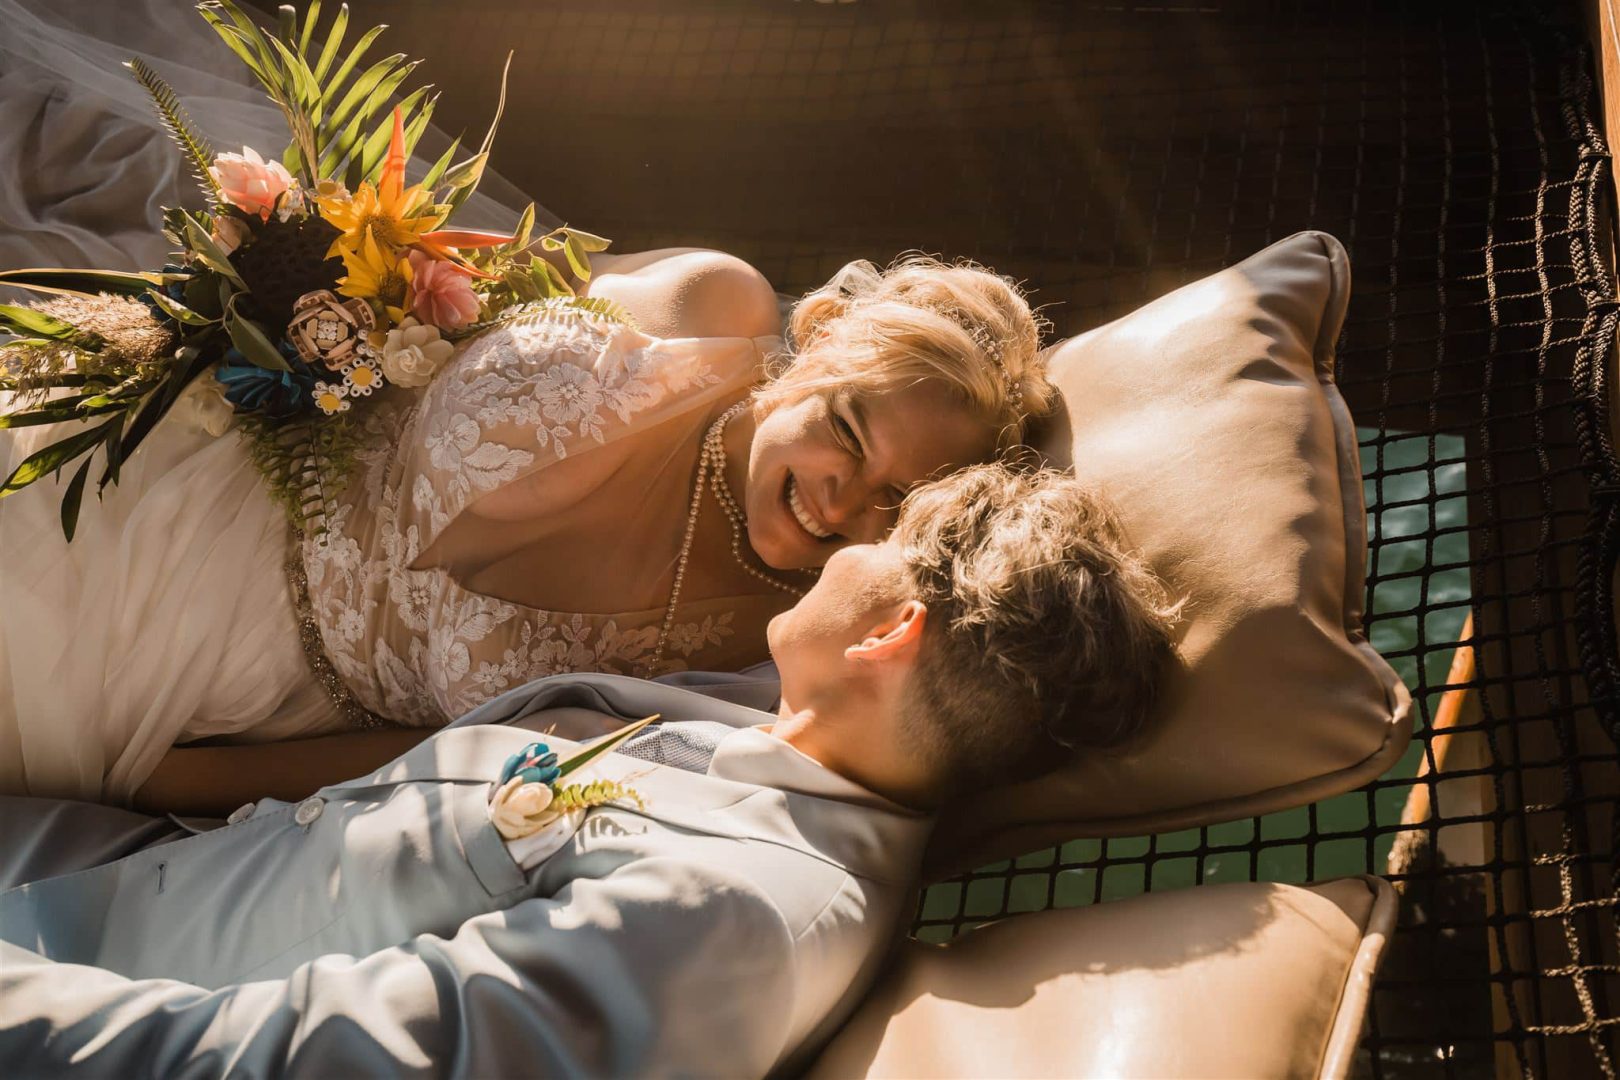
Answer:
[{"left": 0, "top": 1, "right": 1055, "bottom": 807}]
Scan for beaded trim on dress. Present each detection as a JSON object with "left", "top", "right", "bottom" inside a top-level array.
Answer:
[{"left": 285, "top": 532, "right": 389, "bottom": 730}]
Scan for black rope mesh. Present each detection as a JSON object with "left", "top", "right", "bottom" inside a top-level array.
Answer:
[{"left": 303, "top": 1, "right": 1619, "bottom": 1074}]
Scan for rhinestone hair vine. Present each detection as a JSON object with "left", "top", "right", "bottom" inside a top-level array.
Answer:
[{"left": 969, "top": 324, "right": 1023, "bottom": 413}]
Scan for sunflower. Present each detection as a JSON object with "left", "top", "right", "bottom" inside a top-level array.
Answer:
[
  {"left": 316, "top": 180, "right": 442, "bottom": 259},
  {"left": 315, "top": 110, "right": 446, "bottom": 260},
  {"left": 337, "top": 230, "right": 415, "bottom": 323}
]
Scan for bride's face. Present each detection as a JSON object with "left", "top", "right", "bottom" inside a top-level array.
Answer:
[{"left": 745, "top": 378, "right": 996, "bottom": 570}]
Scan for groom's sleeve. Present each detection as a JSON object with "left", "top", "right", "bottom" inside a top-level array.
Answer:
[{"left": 0, "top": 857, "right": 801, "bottom": 1079}]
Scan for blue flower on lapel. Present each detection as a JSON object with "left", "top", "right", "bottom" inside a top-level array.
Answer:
[{"left": 500, "top": 742, "right": 561, "bottom": 788}]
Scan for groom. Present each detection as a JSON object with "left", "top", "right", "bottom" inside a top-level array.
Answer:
[{"left": 0, "top": 465, "right": 1176, "bottom": 1078}]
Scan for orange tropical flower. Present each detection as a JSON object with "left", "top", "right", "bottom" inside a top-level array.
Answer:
[{"left": 316, "top": 110, "right": 445, "bottom": 259}]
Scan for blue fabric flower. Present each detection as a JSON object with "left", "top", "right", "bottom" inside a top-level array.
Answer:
[
  {"left": 500, "top": 742, "right": 562, "bottom": 788},
  {"left": 137, "top": 263, "right": 194, "bottom": 323},
  {"left": 216, "top": 343, "right": 318, "bottom": 419}
]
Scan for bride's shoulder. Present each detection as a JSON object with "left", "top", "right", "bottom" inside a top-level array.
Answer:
[{"left": 435, "top": 303, "right": 767, "bottom": 402}]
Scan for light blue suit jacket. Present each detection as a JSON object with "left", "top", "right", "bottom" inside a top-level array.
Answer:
[{"left": 0, "top": 673, "right": 933, "bottom": 1078}]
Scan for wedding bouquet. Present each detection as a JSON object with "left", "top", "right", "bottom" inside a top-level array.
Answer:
[{"left": 0, "top": 0, "right": 622, "bottom": 539}]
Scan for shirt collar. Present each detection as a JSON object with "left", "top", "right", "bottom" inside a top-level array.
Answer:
[{"left": 709, "top": 724, "right": 929, "bottom": 817}]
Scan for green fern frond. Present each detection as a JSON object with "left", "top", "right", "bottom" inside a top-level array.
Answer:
[
  {"left": 455, "top": 296, "right": 639, "bottom": 342},
  {"left": 550, "top": 780, "right": 646, "bottom": 814},
  {"left": 238, "top": 413, "right": 363, "bottom": 535},
  {"left": 126, "top": 58, "right": 224, "bottom": 206}
]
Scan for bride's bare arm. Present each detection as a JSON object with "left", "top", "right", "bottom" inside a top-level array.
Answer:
[{"left": 131, "top": 729, "right": 434, "bottom": 817}]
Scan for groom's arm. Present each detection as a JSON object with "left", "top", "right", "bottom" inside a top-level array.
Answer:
[{"left": 0, "top": 858, "right": 800, "bottom": 1079}]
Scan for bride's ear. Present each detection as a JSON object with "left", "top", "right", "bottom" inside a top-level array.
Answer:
[{"left": 844, "top": 601, "right": 927, "bottom": 666}]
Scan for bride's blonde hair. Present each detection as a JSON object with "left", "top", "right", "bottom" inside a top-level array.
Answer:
[{"left": 755, "top": 254, "right": 1054, "bottom": 449}]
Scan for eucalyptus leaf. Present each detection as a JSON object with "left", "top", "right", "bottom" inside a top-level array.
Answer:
[
  {"left": 182, "top": 219, "right": 247, "bottom": 290},
  {"left": 563, "top": 234, "right": 591, "bottom": 283},
  {"left": 530, "top": 257, "right": 572, "bottom": 299},
  {"left": 562, "top": 228, "right": 613, "bottom": 253},
  {"left": 145, "top": 289, "right": 217, "bottom": 327},
  {"left": 503, "top": 266, "right": 539, "bottom": 303},
  {"left": 224, "top": 302, "right": 290, "bottom": 371},
  {"left": 508, "top": 203, "right": 536, "bottom": 252},
  {"left": 439, "top": 151, "right": 488, "bottom": 192}
]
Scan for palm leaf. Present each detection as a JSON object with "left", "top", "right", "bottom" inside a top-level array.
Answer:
[
  {"left": 59, "top": 457, "right": 94, "bottom": 541},
  {"left": 0, "top": 305, "right": 103, "bottom": 350},
  {"left": 0, "top": 417, "right": 116, "bottom": 498},
  {"left": 355, "top": 85, "right": 433, "bottom": 184},
  {"left": 316, "top": 53, "right": 411, "bottom": 177},
  {"left": 297, "top": 0, "right": 323, "bottom": 58},
  {"left": 311, "top": 3, "right": 349, "bottom": 82},
  {"left": 314, "top": 23, "right": 388, "bottom": 133},
  {"left": 0, "top": 268, "right": 178, "bottom": 299},
  {"left": 126, "top": 59, "right": 224, "bottom": 205}
]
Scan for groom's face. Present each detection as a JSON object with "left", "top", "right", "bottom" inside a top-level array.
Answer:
[{"left": 767, "top": 536, "right": 912, "bottom": 698}]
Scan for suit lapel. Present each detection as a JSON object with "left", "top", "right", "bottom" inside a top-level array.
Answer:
[{"left": 321, "top": 722, "right": 929, "bottom": 886}]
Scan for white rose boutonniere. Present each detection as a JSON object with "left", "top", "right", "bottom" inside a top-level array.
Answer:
[
  {"left": 380, "top": 316, "right": 455, "bottom": 388},
  {"left": 490, "top": 776, "right": 560, "bottom": 839},
  {"left": 488, "top": 714, "right": 659, "bottom": 841}
]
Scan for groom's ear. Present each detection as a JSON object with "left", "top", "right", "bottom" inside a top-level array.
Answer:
[{"left": 844, "top": 600, "right": 928, "bottom": 667}]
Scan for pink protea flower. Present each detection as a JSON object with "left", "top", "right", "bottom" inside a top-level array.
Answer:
[
  {"left": 209, "top": 146, "right": 294, "bottom": 221},
  {"left": 408, "top": 250, "right": 482, "bottom": 330}
]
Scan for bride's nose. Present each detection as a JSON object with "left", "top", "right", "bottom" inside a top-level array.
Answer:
[{"left": 823, "top": 472, "right": 888, "bottom": 537}]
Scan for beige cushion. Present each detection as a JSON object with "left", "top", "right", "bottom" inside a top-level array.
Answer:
[
  {"left": 806, "top": 875, "right": 1397, "bottom": 1080},
  {"left": 928, "top": 231, "right": 1411, "bottom": 878}
]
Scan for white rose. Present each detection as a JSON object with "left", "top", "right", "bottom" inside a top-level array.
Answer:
[
  {"left": 171, "top": 372, "right": 235, "bottom": 437},
  {"left": 489, "top": 777, "right": 559, "bottom": 839},
  {"left": 380, "top": 316, "right": 455, "bottom": 388}
]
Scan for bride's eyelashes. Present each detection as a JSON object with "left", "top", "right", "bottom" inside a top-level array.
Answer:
[
  {"left": 830, "top": 409, "right": 863, "bottom": 458},
  {"left": 826, "top": 404, "right": 907, "bottom": 514}
]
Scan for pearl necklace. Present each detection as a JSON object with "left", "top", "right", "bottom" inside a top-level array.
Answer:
[{"left": 646, "top": 400, "right": 807, "bottom": 676}]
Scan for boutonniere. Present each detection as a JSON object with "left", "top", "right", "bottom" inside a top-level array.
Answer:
[{"left": 489, "top": 713, "right": 658, "bottom": 840}]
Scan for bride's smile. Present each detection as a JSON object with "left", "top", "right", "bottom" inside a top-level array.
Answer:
[{"left": 733, "top": 381, "right": 999, "bottom": 571}]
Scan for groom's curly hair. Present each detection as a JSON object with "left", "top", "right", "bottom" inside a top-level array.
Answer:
[{"left": 893, "top": 464, "right": 1183, "bottom": 790}]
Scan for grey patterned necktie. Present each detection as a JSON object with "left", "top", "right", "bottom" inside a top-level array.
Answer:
[{"left": 613, "top": 719, "right": 738, "bottom": 774}]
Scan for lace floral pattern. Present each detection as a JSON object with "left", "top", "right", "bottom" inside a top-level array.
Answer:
[{"left": 300, "top": 309, "right": 770, "bottom": 726}]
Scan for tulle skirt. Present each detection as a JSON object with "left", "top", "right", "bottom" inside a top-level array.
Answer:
[{"left": 0, "top": 411, "right": 339, "bottom": 804}]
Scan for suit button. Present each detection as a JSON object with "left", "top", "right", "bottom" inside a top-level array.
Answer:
[
  {"left": 227, "top": 802, "right": 256, "bottom": 825},
  {"left": 294, "top": 797, "right": 325, "bottom": 826}
]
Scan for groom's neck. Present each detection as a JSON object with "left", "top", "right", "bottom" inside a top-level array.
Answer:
[{"left": 771, "top": 694, "right": 940, "bottom": 811}]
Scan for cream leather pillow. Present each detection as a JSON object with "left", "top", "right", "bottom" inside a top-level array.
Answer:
[
  {"left": 929, "top": 231, "right": 1410, "bottom": 877},
  {"left": 806, "top": 876, "right": 1397, "bottom": 1080}
]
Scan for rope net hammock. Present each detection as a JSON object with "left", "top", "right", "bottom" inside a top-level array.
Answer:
[{"left": 290, "top": 0, "right": 1620, "bottom": 1074}]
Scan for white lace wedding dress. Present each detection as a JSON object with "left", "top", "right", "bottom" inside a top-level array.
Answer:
[{"left": 0, "top": 0, "right": 785, "bottom": 803}]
